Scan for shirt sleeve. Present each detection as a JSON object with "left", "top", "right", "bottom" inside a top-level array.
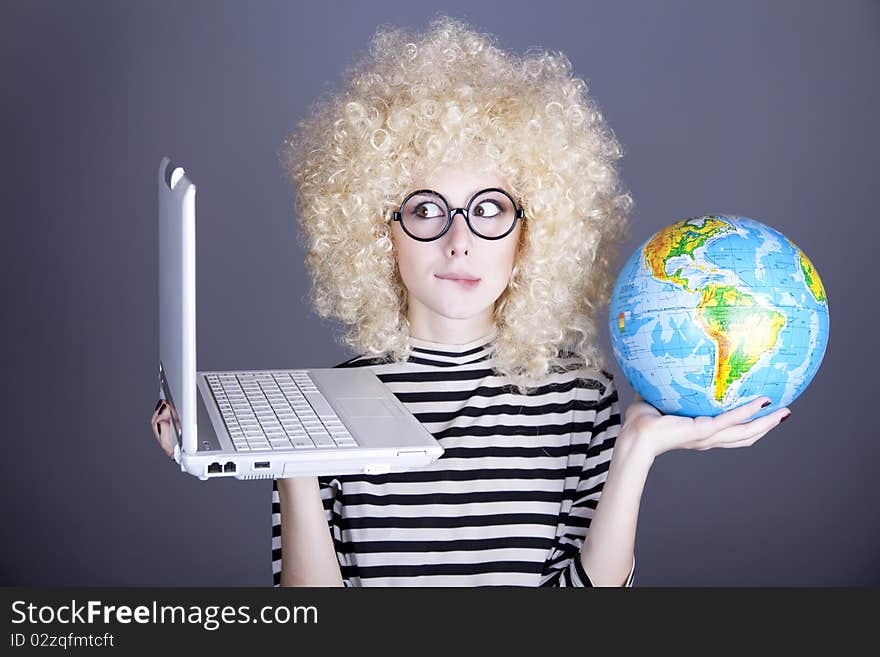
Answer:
[
  {"left": 272, "top": 476, "right": 353, "bottom": 587},
  {"left": 539, "top": 372, "right": 636, "bottom": 587}
]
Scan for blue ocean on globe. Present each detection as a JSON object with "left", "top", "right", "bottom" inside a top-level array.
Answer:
[{"left": 608, "top": 214, "right": 830, "bottom": 419}]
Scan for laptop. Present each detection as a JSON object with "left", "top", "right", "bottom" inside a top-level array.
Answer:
[{"left": 157, "top": 156, "right": 444, "bottom": 480}]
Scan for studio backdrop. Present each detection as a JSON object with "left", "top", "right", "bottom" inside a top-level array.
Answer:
[{"left": 2, "top": 0, "right": 877, "bottom": 586}]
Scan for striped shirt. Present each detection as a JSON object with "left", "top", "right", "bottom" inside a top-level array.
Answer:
[{"left": 271, "top": 331, "right": 636, "bottom": 587}]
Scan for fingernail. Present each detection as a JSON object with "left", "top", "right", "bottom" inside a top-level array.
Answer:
[
  {"left": 159, "top": 402, "right": 167, "bottom": 414},
  {"left": 761, "top": 399, "right": 771, "bottom": 408},
  {"left": 779, "top": 413, "right": 791, "bottom": 423},
  {"left": 157, "top": 422, "right": 162, "bottom": 435},
  {"left": 155, "top": 399, "right": 163, "bottom": 411}
]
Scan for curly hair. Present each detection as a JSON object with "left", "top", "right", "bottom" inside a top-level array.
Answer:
[{"left": 278, "top": 14, "right": 633, "bottom": 393}]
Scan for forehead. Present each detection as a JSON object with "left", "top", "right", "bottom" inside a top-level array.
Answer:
[{"left": 412, "top": 161, "right": 508, "bottom": 204}]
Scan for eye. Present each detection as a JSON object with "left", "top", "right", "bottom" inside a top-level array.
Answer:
[
  {"left": 472, "top": 200, "right": 502, "bottom": 218},
  {"left": 411, "top": 201, "right": 445, "bottom": 219}
]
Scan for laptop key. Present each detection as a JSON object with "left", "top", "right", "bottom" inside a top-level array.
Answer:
[{"left": 310, "top": 433, "right": 336, "bottom": 447}]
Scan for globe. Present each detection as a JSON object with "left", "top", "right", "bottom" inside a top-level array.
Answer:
[{"left": 608, "top": 214, "right": 829, "bottom": 419}]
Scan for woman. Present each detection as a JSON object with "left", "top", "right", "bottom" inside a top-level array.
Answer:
[{"left": 151, "top": 16, "right": 790, "bottom": 587}]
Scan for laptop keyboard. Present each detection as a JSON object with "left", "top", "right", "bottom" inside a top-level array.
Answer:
[{"left": 206, "top": 371, "right": 358, "bottom": 451}]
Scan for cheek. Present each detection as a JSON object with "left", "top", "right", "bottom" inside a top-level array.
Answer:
[
  {"left": 494, "top": 240, "right": 520, "bottom": 277},
  {"left": 391, "top": 226, "right": 425, "bottom": 283}
]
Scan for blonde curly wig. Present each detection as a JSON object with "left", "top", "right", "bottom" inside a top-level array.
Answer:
[{"left": 278, "top": 14, "right": 634, "bottom": 393}]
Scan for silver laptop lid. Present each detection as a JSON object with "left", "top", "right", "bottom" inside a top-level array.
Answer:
[{"left": 158, "top": 156, "right": 197, "bottom": 455}]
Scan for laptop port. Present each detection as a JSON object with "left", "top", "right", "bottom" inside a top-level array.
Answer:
[
  {"left": 224, "top": 461, "right": 236, "bottom": 473},
  {"left": 207, "top": 462, "right": 222, "bottom": 474},
  {"left": 254, "top": 461, "right": 270, "bottom": 469}
]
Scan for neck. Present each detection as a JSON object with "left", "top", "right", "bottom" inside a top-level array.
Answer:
[
  {"left": 406, "top": 302, "right": 496, "bottom": 345},
  {"left": 409, "top": 325, "right": 498, "bottom": 348}
]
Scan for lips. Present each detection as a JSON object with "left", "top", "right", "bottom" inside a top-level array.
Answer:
[{"left": 435, "top": 273, "right": 480, "bottom": 282}]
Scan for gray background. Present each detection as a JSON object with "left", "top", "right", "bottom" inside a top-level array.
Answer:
[{"left": 2, "top": 0, "right": 877, "bottom": 586}]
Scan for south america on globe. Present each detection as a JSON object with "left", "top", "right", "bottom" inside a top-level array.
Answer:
[{"left": 608, "top": 214, "right": 829, "bottom": 419}]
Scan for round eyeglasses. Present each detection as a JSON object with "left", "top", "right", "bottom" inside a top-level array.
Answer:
[{"left": 391, "top": 188, "right": 525, "bottom": 242}]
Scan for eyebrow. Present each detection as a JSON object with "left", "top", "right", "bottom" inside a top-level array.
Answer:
[{"left": 430, "top": 187, "right": 500, "bottom": 203}]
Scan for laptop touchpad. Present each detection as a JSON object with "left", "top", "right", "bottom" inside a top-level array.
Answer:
[{"left": 336, "top": 397, "right": 401, "bottom": 417}]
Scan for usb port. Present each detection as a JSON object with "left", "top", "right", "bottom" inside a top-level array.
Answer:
[{"left": 254, "top": 461, "right": 270, "bottom": 469}]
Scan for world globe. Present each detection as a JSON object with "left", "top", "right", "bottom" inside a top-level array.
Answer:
[{"left": 608, "top": 214, "right": 829, "bottom": 419}]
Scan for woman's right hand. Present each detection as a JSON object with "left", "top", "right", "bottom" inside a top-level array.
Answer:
[{"left": 150, "top": 399, "right": 177, "bottom": 460}]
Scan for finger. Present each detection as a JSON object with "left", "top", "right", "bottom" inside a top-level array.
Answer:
[
  {"left": 150, "top": 400, "right": 168, "bottom": 424},
  {"left": 699, "top": 420, "right": 776, "bottom": 449},
  {"left": 151, "top": 412, "right": 174, "bottom": 457},
  {"left": 154, "top": 420, "right": 174, "bottom": 458},
  {"left": 726, "top": 396, "right": 775, "bottom": 424},
  {"left": 715, "top": 427, "right": 773, "bottom": 449},
  {"left": 692, "top": 397, "right": 773, "bottom": 440},
  {"left": 698, "top": 408, "right": 789, "bottom": 446}
]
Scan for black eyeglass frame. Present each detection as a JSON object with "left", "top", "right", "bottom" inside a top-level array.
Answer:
[{"left": 391, "top": 187, "right": 526, "bottom": 242}]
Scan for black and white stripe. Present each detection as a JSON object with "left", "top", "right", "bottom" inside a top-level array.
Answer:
[{"left": 271, "top": 332, "right": 635, "bottom": 587}]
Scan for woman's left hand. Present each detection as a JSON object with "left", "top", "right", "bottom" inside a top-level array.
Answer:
[{"left": 621, "top": 394, "right": 791, "bottom": 461}]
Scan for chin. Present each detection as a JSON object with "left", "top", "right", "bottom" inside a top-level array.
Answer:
[{"left": 434, "top": 299, "right": 495, "bottom": 320}]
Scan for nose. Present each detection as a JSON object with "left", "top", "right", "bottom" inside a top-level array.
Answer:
[{"left": 444, "top": 208, "right": 472, "bottom": 256}]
